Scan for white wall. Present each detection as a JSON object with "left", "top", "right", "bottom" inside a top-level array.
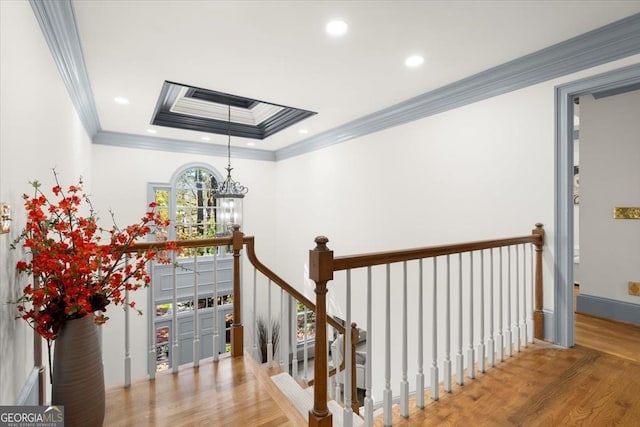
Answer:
[
  {"left": 579, "top": 90, "right": 640, "bottom": 303},
  {"left": 272, "top": 55, "right": 640, "bottom": 400},
  {"left": 0, "top": 1, "right": 92, "bottom": 404}
]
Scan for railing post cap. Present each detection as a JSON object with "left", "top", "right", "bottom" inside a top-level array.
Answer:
[
  {"left": 314, "top": 235, "right": 329, "bottom": 249},
  {"left": 535, "top": 223, "right": 544, "bottom": 229},
  {"left": 232, "top": 224, "right": 241, "bottom": 232}
]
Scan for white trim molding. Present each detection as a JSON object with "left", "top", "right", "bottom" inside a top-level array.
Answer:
[
  {"left": 554, "top": 63, "right": 640, "bottom": 348},
  {"left": 29, "top": 0, "right": 101, "bottom": 137}
]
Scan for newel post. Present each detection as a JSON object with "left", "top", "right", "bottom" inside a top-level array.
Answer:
[
  {"left": 308, "top": 236, "right": 333, "bottom": 427},
  {"left": 532, "top": 223, "right": 545, "bottom": 340},
  {"left": 231, "top": 225, "right": 244, "bottom": 357}
]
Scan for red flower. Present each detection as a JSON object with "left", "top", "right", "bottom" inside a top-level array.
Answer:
[{"left": 11, "top": 170, "right": 175, "bottom": 341}]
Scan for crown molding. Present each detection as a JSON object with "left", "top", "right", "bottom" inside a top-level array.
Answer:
[
  {"left": 29, "top": 0, "right": 101, "bottom": 137},
  {"left": 276, "top": 13, "right": 640, "bottom": 160},
  {"left": 93, "top": 131, "right": 276, "bottom": 162}
]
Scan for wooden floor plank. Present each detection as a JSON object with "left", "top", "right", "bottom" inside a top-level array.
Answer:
[{"left": 104, "top": 308, "right": 640, "bottom": 426}]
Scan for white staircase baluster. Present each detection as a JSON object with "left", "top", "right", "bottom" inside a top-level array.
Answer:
[
  {"left": 506, "top": 247, "right": 512, "bottom": 358},
  {"left": 364, "top": 266, "right": 373, "bottom": 427},
  {"left": 530, "top": 243, "right": 535, "bottom": 343},
  {"left": 456, "top": 253, "right": 464, "bottom": 386},
  {"left": 488, "top": 249, "right": 495, "bottom": 368},
  {"left": 280, "top": 288, "right": 285, "bottom": 369},
  {"left": 252, "top": 266, "right": 257, "bottom": 359},
  {"left": 444, "top": 255, "right": 452, "bottom": 392},
  {"left": 384, "top": 264, "right": 392, "bottom": 426},
  {"left": 478, "top": 250, "right": 486, "bottom": 373},
  {"left": 497, "top": 247, "right": 504, "bottom": 362},
  {"left": 344, "top": 270, "right": 353, "bottom": 427},
  {"left": 213, "top": 251, "right": 219, "bottom": 362},
  {"left": 467, "top": 252, "right": 475, "bottom": 380},
  {"left": 267, "top": 280, "right": 273, "bottom": 367},
  {"left": 515, "top": 245, "right": 521, "bottom": 353},
  {"left": 125, "top": 287, "right": 131, "bottom": 387},
  {"left": 416, "top": 260, "right": 425, "bottom": 409},
  {"left": 148, "top": 259, "right": 156, "bottom": 379},
  {"left": 193, "top": 252, "right": 200, "bottom": 368},
  {"left": 401, "top": 262, "right": 409, "bottom": 418},
  {"left": 172, "top": 252, "right": 179, "bottom": 373},
  {"left": 431, "top": 257, "right": 439, "bottom": 401},
  {"left": 291, "top": 296, "right": 298, "bottom": 378},
  {"left": 303, "top": 306, "right": 309, "bottom": 381},
  {"left": 522, "top": 244, "right": 528, "bottom": 347}
]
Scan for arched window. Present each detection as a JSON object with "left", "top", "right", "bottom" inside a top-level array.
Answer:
[
  {"left": 150, "top": 163, "right": 223, "bottom": 243},
  {"left": 148, "top": 163, "right": 233, "bottom": 371}
]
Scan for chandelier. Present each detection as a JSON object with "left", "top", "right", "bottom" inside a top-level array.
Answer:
[{"left": 212, "top": 105, "right": 248, "bottom": 236}]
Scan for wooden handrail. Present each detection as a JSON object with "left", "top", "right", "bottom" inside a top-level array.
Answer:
[
  {"left": 243, "top": 234, "right": 345, "bottom": 333},
  {"left": 333, "top": 234, "right": 542, "bottom": 271}
]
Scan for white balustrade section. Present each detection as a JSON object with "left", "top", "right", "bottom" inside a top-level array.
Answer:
[
  {"left": 252, "top": 266, "right": 257, "bottom": 358},
  {"left": 213, "top": 251, "right": 219, "bottom": 363},
  {"left": 267, "top": 279, "right": 273, "bottom": 367},
  {"left": 384, "top": 264, "right": 392, "bottom": 427},
  {"left": 193, "top": 253, "right": 200, "bottom": 368},
  {"left": 456, "top": 253, "right": 464, "bottom": 386},
  {"left": 498, "top": 247, "right": 504, "bottom": 362},
  {"left": 148, "top": 259, "right": 156, "bottom": 380},
  {"left": 344, "top": 270, "right": 353, "bottom": 427},
  {"left": 478, "top": 250, "right": 486, "bottom": 374},
  {"left": 125, "top": 288, "right": 131, "bottom": 387},
  {"left": 431, "top": 257, "right": 439, "bottom": 402},
  {"left": 488, "top": 249, "right": 495, "bottom": 368},
  {"left": 400, "top": 262, "right": 409, "bottom": 418},
  {"left": 171, "top": 251, "right": 179, "bottom": 373},
  {"left": 505, "top": 247, "right": 512, "bottom": 358},
  {"left": 364, "top": 266, "right": 373, "bottom": 426},
  {"left": 416, "top": 260, "right": 425, "bottom": 409},
  {"left": 444, "top": 255, "right": 452, "bottom": 392},
  {"left": 467, "top": 252, "right": 475, "bottom": 380}
]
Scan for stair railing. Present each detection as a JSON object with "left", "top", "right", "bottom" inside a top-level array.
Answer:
[{"left": 308, "top": 224, "right": 544, "bottom": 427}]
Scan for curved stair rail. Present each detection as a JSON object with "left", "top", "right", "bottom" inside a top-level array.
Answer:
[{"left": 308, "top": 224, "right": 545, "bottom": 427}]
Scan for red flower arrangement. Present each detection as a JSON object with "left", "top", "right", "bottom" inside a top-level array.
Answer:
[{"left": 12, "top": 171, "right": 176, "bottom": 341}]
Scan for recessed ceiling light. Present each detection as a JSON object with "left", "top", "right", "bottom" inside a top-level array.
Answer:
[
  {"left": 201, "top": 136, "right": 211, "bottom": 141},
  {"left": 146, "top": 129, "right": 157, "bottom": 134},
  {"left": 247, "top": 142, "right": 255, "bottom": 146},
  {"left": 299, "top": 129, "right": 309, "bottom": 134},
  {"left": 405, "top": 55, "right": 424, "bottom": 68},
  {"left": 326, "top": 20, "right": 348, "bottom": 36},
  {"left": 114, "top": 97, "right": 129, "bottom": 105}
]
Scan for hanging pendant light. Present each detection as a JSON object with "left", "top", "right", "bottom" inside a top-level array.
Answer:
[{"left": 212, "top": 105, "right": 248, "bottom": 236}]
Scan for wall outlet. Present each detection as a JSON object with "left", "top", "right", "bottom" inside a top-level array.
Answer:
[{"left": 629, "top": 282, "right": 640, "bottom": 296}]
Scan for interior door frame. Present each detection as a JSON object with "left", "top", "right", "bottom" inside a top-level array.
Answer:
[{"left": 554, "top": 63, "right": 640, "bottom": 348}]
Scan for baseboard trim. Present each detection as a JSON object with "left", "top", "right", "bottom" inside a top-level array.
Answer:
[
  {"left": 543, "top": 309, "right": 555, "bottom": 343},
  {"left": 576, "top": 294, "right": 640, "bottom": 326}
]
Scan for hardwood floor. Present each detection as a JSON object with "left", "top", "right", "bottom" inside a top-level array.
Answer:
[
  {"left": 104, "top": 354, "right": 305, "bottom": 427},
  {"left": 105, "top": 308, "right": 640, "bottom": 426}
]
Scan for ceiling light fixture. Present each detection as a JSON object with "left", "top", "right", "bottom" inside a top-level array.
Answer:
[
  {"left": 326, "top": 20, "right": 348, "bottom": 36},
  {"left": 146, "top": 129, "right": 157, "bottom": 134},
  {"left": 114, "top": 97, "right": 129, "bottom": 105},
  {"left": 299, "top": 129, "right": 309, "bottom": 134},
  {"left": 212, "top": 105, "right": 248, "bottom": 236},
  {"left": 405, "top": 55, "right": 424, "bottom": 68},
  {"left": 201, "top": 136, "right": 211, "bottom": 141}
]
